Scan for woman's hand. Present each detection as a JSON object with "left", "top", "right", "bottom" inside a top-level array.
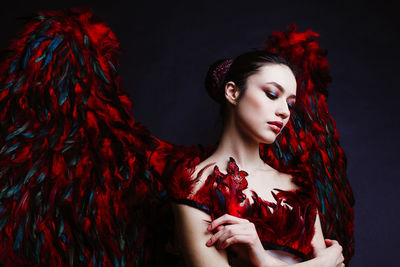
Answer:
[
  {"left": 314, "top": 239, "right": 345, "bottom": 267},
  {"left": 206, "top": 214, "right": 267, "bottom": 267}
]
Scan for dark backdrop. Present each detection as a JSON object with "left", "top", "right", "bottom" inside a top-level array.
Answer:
[{"left": 1, "top": 1, "right": 399, "bottom": 266}]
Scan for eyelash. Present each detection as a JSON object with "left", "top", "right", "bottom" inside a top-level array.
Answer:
[
  {"left": 265, "top": 91, "right": 278, "bottom": 100},
  {"left": 265, "top": 91, "right": 295, "bottom": 110}
]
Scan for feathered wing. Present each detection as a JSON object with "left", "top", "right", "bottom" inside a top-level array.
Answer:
[
  {"left": 259, "top": 25, "right": 355, "bottom": 264},
  {"left": 0, "top": 8, "right": 173, "bottom": 266},
  {"left": 0, "top": 9, "right": 354, "bottom": 266}
]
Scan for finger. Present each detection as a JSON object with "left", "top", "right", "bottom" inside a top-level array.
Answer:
[
  {"left": 215, "top": 229, "right": 234, "bottom": 249},
  {"left": 207, "top": 224, "right": 238, "bottom": 247},
  {"left": 334, "top": 252, "right": 344, "bottom": 266},
  {"left": 206, "top": 228, "right": 226, "bottom": 247},
  {"left": 207, "top": 224, "right": 249, "bottom": 248},
  {"left": 215, "top": 225, "right": 224, "bottom": 232},
  {"left": 208, "top": 214, "right": 248, "bottom": 231},
  {"left": 221, "top": 234, "right": 252, "bottom": 249},
  {"left": 339, "top": 254, "right": 344, "bottom": 263}
]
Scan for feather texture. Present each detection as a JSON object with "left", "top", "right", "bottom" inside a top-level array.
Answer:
[
  {"left": 168, "top": 157, "right": 317, "bottom": 260},
  {"left": 259, "top": 25, "right": 354, "bottom": 263},
  {"left": 0, "top": 9, "right": 354, "bottom": 266},
  {"left": 0, "top": 8, "right": 160, "bottom": 266}
]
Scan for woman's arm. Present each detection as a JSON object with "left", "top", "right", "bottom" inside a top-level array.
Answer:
[
  {"left": 311, "top": 213, "right": 327, "bottom": 254},
  {"left": 173, "top": 204, "right": 343, "bottom": 267},
  {"left": 172, "top": 203, "right": 231, "bottom": 267},
  {"left": 260, "top": 213, "right": 344, "bottom": 267}
]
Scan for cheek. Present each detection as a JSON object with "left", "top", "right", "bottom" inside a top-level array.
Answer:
[
  {"left": 241, "top": 94, "right": 265, "bottom": 113},
  {"left": 237, "top": 94, "right": 266, "bottom": 124}
]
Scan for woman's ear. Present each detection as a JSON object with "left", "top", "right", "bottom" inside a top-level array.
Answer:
[{"left": 225, "top": 81, "right": 240, "bottom": 105}]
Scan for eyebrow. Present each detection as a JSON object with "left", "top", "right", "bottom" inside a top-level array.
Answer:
[{"left": 265, "top": 82, "right": 296, "bottom": 99}]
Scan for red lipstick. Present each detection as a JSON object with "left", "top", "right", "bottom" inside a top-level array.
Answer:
[{"left": 267, "top": 121, "right": 283, "bottom": 133}]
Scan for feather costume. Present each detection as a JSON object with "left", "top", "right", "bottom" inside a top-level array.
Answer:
[
  {"left": 0, "top": 8, "right": 161, "bottom": 266},
  {"left": 260, "top": 26, "right": 355, "bottom": 262},
  {"left": 0, "top": 9, "right": 354, "bottom": 266}
]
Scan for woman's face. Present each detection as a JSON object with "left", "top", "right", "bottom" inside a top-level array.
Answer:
[{"left": 233, "top": 64, "right": 297, "bottom": 144}]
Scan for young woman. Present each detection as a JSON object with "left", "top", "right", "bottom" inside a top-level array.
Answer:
[
  {"left": 0, "top": 10, "right": 353, "bottom": 266},
  {"left": 169, "top": 51, "right": 346, "bottom": 267}
]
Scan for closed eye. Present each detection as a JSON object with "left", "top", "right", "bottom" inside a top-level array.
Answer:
[{"left": 265, "top": 91, "right": 278, "bottom": 100}]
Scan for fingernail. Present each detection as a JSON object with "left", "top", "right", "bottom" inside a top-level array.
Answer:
[{"left": 206, "top": 239, "right": 211, "bottom": 246}]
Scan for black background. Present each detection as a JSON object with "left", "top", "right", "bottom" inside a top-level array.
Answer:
[{"left": 1, "top": 1, "right": 399, "bottom": 266}]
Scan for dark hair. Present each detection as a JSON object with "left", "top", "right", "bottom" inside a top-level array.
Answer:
[{"left": 204, "top": 50, "right": 296, "bottom": 116}]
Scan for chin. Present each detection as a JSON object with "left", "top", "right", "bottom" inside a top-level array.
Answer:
[{"left": 258, "top": 134, "right": 278, "bottom": 145}]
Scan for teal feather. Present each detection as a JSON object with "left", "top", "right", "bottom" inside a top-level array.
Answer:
[
  {"left": 118, "top": 166, "right": 130, "bottom": 180},
  {"left": 315, "top": 180, "right": 326, "bottom": 214},
  {"left": 36, "top": 172, "right": 45, "bottom": 183},
  {"left": 58, "top": 86, "right": 68, "bottom": 106},
  {"left": 31, "top": 35, "right": 50, "bottom": 49},
  {"left": 71, "top": 42, "right": 85, "bottom": 66},
  {"left": 113, "top": 255, "right": 120, "bottom": 267},
  {"left": 48, "top": 35, "right": 63, "bottom": 52},
  {"left": 13, "top": 74, "right": 27, "bottom": 93},
  {"left": 88, "top": 190, "right": 94, "bottom": 206},
  {"left": 13, "top": 225, "right": 23, "bottom": 250},
  {"left": 2, "top": 142, "right": 21, "bottom": 155},
  {"left": 22, "top": 132, "right": 35, "bottom": 138},
  {"left": 22, "top": 47, "right": 31, "bottom": 69},
  {"left": 58, "top": 220, "right": 64, "bottom": 237},
  {"left": 121, "top": 255, "right": 126, "bottom": 267},
  {"left": 92, "top": 58, "right": 110, "bottom": 84},
  {"left": 35, "top": 52, "right": 47, "bottom": 63},
  {"left": 9, "top": 59, "right": 18, "bottom": 74},
  {"left": 84, "top": 34, "right": 89, "bottom": 48},
  {"left": 68, "top": 153, "right": 80, "bottom": 167},
  {"left": 60, "top": 144, "right": 73, "bottom": 153},
  {"left": 309, "top": 95, "right": 315, "bottom": 114},
  {"left": 108, "top": 60, "right": 117, "bottom": 73},
  {"left": 1, "top": 81, "right": 14, "bottom": 92},
  {"left": 42, "top": 51, "right": 53, "bottom": 69},
  {"left": 40, "top": 36, "right": 64, "bottom": 69},
  {"left": 24, "top": 160, "right": 41, "bottom": 184},
  {"left": 5, "top": 122, "right": 30, "bottom": 141}
]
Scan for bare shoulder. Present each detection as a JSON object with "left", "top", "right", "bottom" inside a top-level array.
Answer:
[
  {"left": 192, "top": 157, "right": 217, "bottom": 178},
  {"left": 255, "top": 164, "right": 300, "bottom": 191},
  {"left": 172, "top": 202, "right": 211, "bottom": 224},
  {"left": 276, "top": 170, "right": 300, "bottom": 191},
  {"left": 190, "top": 157, "right": 218, "bottom": 193}
]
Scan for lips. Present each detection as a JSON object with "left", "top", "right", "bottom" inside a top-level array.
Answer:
[{"left": 267, "top": 121, "right": 283, "bottom": 133}]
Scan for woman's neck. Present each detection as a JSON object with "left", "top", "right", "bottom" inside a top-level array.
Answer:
[{"left": 211, "top": 118, "right": 268, "bottom": 172}]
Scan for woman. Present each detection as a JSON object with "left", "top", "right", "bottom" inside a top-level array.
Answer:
[
  {"left": 0, "top": 9, "right": 353, "bottom": 266},
  {"left": 167, "top": 51, "right": 347, "bottom": 267}
]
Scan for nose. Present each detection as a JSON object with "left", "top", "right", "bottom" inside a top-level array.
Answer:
[{"left": 276, "top": 101, "right": 290, "bottom": 119}]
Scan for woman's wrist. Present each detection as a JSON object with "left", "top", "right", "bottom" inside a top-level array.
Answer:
[
  {"left": 259, "top": 251, "right": 287, "bottom": 267},
  {"left": 260, "top": 252, "right": 323, "bottom": 267}
]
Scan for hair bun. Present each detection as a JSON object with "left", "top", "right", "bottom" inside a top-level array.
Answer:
[{"left": 204, "top": 58, "right": 233, "bottom": 104}]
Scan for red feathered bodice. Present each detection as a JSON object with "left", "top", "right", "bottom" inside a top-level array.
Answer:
[{"left": 169, "top": 156, "right": 318, "bottom": 260}]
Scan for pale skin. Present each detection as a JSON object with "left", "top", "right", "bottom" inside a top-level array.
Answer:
[{"left": 172, "top": 64, "right": 345, "bottom": 267}]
